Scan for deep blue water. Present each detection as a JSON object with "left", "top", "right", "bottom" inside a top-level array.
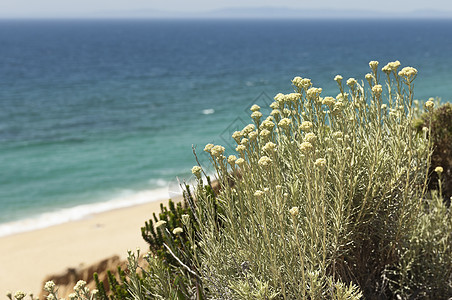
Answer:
[{"left": 1, "top": 19, "right": 451, "bottom": 236}]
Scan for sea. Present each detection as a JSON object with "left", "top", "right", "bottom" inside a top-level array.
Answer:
[{"left": 1, "top": 19, "right": 451, "bottom": 237}]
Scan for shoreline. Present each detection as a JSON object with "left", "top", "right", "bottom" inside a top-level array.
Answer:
[{"left": 0, "top": 196, "right": 176, "bottom": 295}]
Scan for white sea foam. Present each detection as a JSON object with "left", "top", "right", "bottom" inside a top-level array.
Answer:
[
  {"left": 202, "top": 108, "right": 215, "bottom": 115},
  {"left": 0, "top": 187, "right": 172, "bottom": 238}
]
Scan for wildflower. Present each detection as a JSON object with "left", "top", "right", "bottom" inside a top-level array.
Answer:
[
  {"left": 236, "top": 158, "right": 246, "bottom": 166},
  {"left": 211, "top": 145, "right": 225, "bottom": 157},
  {"left": 382, "top": 60, "right": 401, "bottom": 73},
  {"left": 240, "top": 138, "right": 249, "bottom": 145},
  {"left": 228, "top": 155, "right": 237, "bottom": 165},
  {"left": 248, "top": 131, "right": 258, "bottom": 140},
  {"left": 260, "top": 129, "right": 271, "bottom": 138},
  {"left": 173, "top": 227, "right": 183, "bottom": 234},
  {"left": 191, "top": 166, "right": 202, "bottom": 178},
  {"left": 274, "top": 93, "right": 286, "bottom": 104},
  {"left": 299, "top": 141, "right": 314, "bottom": 154},
  {"left": 236, "top": 145, "right": 246, "bottom": 152},
  {"left": 304, "top": 132, "right": 317, "bottom": 145},
  {"left": 372, "top": 84, "right": 383, "bottom": 96},
  {"left": 286, "top": 92, "right": 301, "bottom": 102},
  {"left": 204, "top": 143, "right": 214, "bottom": 153},
  {"left": 292, "top": 76, "right": 303, "bottom": 88},
  {"left": 68, "top": 293, "right": 77, "bottom": 300},
  {"left": 322, "top": 96, "right": 335, "bottom": 107},
  {"left": 232, "top": 131, "right": 243, "bottom": 143},
  {"left": 250, "top": 104, "right": 261, "bottom": 112},
  {"left": 289, "top": 206, "right": 299, "bottom": 217},
  {"left": 381, "top": 104, "right": 387, "bottom": 110},
  {"left": 336, "top": 93, "right": 348, "bottom": 101},
  {"left": 44, "top": 281, "right": 55, "bottom": 293},
  {"left": 425, "top": 99, "right": 434, "bottom": 111},
  {"left": 263, "top": 141, "right": 277, "bottom": 153},
  {"left": 315, "top": 158, "right": 327, "bottom": 168},
  {"left": 242, "top": 124, "right": 256, "bottom": 135},
  {"left": 258, "top": 156, "right": 272, "bottom": 167},
  {"left": 334, "top": 75, "right": 343, "bottom": 84},
  {"left": 155, "top": 220, "right": 167, "bottom": 228},
  {"left": 278, "top": 118, "right": 292, "bottom": 129},
  {"left": 14, "top": 292, "right": 26, "bottom": 300},
  {"left": 369, "top": 60, "right": 379, "bottom": 71},
  {"left": 92, "top": 289, "right": 99, "bottom": 296},
  {"left": 299, "top": 121, "right": 313, "bottom": 132},
  {"left": 74, "top": 280, "right": 87, "bottom": 292},
  {"left": 307, "top": 87, "right": 322, "bottom": 100},
  {"left": 269, "top": 101, "right": 279, "bottom": 109},
  {"left": 297, "top": 78, "right": 311, "bottom": 89},
  {"left": 254, "top": 190, "right": 265, "bottom": 197},
  {"left": 271, "top": 109, "right": 281, "bottom": 116},
  {"left": 346, "top": 78, "right": 357, "bottom": 87},
  {"left": 251, "top": 111, "right": 263, "bottom": 120},
  {"left": 47, "top": 295, "right": 55, "bottom": 300},
  {"left": 398, "top": 66, "right": 418, "bottom": 78},
  {"left": 435, "top": 166, "right": 443, "bottom": 174}
]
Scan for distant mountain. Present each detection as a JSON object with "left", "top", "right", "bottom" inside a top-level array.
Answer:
[{"left": 96, "top": 6, "right": 452, "bottom": 19}]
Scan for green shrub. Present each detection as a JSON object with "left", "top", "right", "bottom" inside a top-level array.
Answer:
[
  {"left": 414, "top": 102, "right": 452, "bottom": 204},
  {"left": 184, "top": 61, "right": 449, "bottom": 299}
]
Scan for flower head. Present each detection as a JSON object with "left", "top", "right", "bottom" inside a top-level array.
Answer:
[
  {"left": 315, "top": 158, "right": 327, "bottom": 168},
  {"left": 155, "top": 220, "right": 167, "bottom": 228},
  {"left": 435, "top": 166, "right": 443, "bottom": 174},
  {"left": 398, "top": 66, "right": 418, "bottom": 78},
  {"left": 228, "top": 155, "right": 237, "bottom": 165},
  {"left": 369, "top": 60, "right": 379, "bottom": 70},
  {"left": 210, "top": 145, "right": 225, "bottom": 157},
  {"left": 299, "top": 141, "right": 314, "bottom": 154},
  {"left": 346, "top": 78, "right": 357, "bottom": 87},
  {"left": 304, "top": 132, "right": 317, "bottom": 145},
  {"left": 278, "top": 118, "right": 292, "bottom": 129},
  {"left": 334, "top": 75, "right": 343, "bottom": 84},
  {"left": 250, "top": 104, "right": 261, "bottom": 112},
  {"left": 236, "top": 145, "right": 246, "bottom": 152},
  {"left": 258, "top": 156, "right": 272, "bottom": 167},
  {"left": 299, "top": 121, "right": 313, "bottom": 132},
  {"left": 251, "top": 111, "right": 263, "bottom": 120},
  {"left": 372, "top": 84, "right": 383, "bottom": 96},
  {"left": 232, "top": 131, "right": 243, "bottom": 143},
  {"left": 260, "top": 129, "right": 271, "bottom": 138},
  {"left": 425, "top": 99, "right": 435, "bottom": 111},
  {"left": 74, "top": 280, "right": 87, "bottom": 292},
  {"left": 289, "top": 206, "right": 299, "bottom": 217},
  {"left": 44, "top": 281, "right": 56, "bottom": 293},
  {"left": 263, "top": 141, "right": 277, "bottom": 153},
  {"left": 14, "top": 292, "right": 26, "bottom": 300},
  {"left": 322, "top": 96, "right": 335, "bottom": 107},
  {"left": 236, "top": 158, "right": 246, "bottom": 166},
  {"left": 191, "top": 166, "right": 202, "bottom": 178},
  {"left": 204, "top": 143, "right": 214, "bottom": 153},
  {"left": 173, "top": 227, "right": 183, "bottom": 235}
]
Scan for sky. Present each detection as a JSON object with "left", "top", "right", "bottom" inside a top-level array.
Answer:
[{"left": 1, "top": 0, "right": 452, "bottom": 18}]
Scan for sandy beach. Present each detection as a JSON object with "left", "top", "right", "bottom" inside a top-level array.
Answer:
[{"left": 0, "top": 198, "right": 173, "bottom": 296}]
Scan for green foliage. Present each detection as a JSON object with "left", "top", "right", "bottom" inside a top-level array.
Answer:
[
  {"left": 414, "top": 102, "right": 452, "bottom": 203},
  {"left": 386, "top": 191, "right": 452, "bottom": 298},
  {"left": 185, "top": 61, "right": 451, "bottom": 299}
]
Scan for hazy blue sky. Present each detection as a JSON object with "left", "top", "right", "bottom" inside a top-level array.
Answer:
[{"left": 1, "top": 0, "right": 452, "bottom": 18}]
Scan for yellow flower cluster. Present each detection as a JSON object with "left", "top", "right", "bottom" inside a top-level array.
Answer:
[
  {"left": 278, "top": 118, "right": 292, "bottom": 129},
  {"left": 304, "top": 132, "right": 317, "bottom": 145},
  {"left": 299, "top": 121, "right": 313, "bottom": 132},
  {"left": 315, "top": 158, "right": 327, "bottom": 168},
  {"left": 251, "top": 111, "right": 263, "bottom": 120},
  {"left": 211, "top": 145, "right": 225, "bottom": 157},
  {"left": 191, "top": 166, "right": 202, "bottom": 177},
  {"left": 254, "top": 190, "right": 265, "bottom": 197},
  {"left": 307, "top": 87, "right": 322, "bottom": 100},
  {"left": 334, "top": 75, "right": 343, "bottom": 84},
  {"left": 299, "top": 141, "right": 314, "bottom": 154},
  {"left": 250, "top": 104, "right": 261, "bottom": 112},
  {"left": 228, "top": 155, "right": 237, "bottom": 165},
  {"left": 435, "top": 166, "right": 443, "bottom": 174},
  {"left": 258, "top": 156, "right": 272, "bottom": 167},
  {"left": 289, "top": 206, "right": 299, "bottom": 217},
  {"left": 382, "top": 60, "right": 401, "bottom": 73},
  {"left": 398, "top": 66, "right": 418, "bottom": 78},
  {"left": 346, "top": 78, "right": 357, "bottom": 87},
  {"left": 263, "top": 141, "right": 277, "bottom": 153},
  {"left": 292, "top": 76, "right": 312, "bottom": 89},
  {"left": 322, "top": 96, "right": 335, "bottom": 107},
  {"left": 173, "top": 227, "right": 183, "bottom": 234},
  {"left": 372, "top": 84, "right": 383, "bottom": 96}
]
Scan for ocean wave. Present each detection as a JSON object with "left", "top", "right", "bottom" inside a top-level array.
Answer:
[{"left": 0, "top": 187, "right": 172, "bottom": 238}]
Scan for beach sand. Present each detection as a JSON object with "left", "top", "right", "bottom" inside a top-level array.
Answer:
[{"left": 0, "top": 198, "right": 173, "bottom": 296}]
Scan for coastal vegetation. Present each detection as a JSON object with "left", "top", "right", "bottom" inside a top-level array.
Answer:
[{"left": 9, "top": 61, "right": 452, "bottom": 299}]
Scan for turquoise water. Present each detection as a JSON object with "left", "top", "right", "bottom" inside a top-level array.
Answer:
[{"left": 1, "top": 19, "right": 452, "bottom": 236}]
